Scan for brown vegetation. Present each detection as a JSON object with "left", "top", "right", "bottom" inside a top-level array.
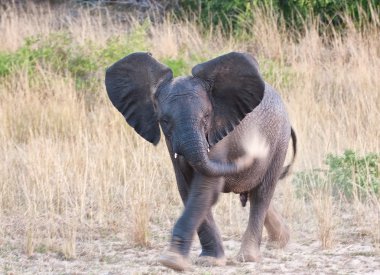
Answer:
[{"left": 0, "top": 2, "right": 379, "bottom": 273}]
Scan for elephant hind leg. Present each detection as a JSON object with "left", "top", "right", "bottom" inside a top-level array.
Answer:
[
  {"left": 237, "top": 187, "right": 270, "bottom": 263},
  {"left": 264, "top": 204, "right": 290, "bottom": 248}
]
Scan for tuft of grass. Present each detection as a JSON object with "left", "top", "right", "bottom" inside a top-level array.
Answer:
[{"left": 308, "top": 182, "right": 337, "bottom": 249}]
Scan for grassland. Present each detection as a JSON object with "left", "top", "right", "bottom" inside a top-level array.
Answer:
[{"left": 0, "top": 2, "right": 379, "bottom": 274}]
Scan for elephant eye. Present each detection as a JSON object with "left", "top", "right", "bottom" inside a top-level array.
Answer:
[
  {"left": 160, "top": 118, "right": 169, "bottom": 127},
  {"left": 160, "top": 119, "right": 172, "bottom": 138},
  {"left": 203, "top": 113, "right": 210, "bottom": 131},
  {"left": 159, "top": 117, "right": 172, "bottom": 133}
]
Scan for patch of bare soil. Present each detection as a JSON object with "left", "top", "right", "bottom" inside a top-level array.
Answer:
[{"left": 1, "top": 231, "right": 379, "bottom": 274}]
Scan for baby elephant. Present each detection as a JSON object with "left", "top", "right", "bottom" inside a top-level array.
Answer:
[{"left": 105, "top": 52, "right": 296, "bottom": 271}]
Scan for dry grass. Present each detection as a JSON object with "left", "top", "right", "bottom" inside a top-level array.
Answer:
[
  {"left": 309, "top": 182, "right": 337, "bottom": 249},
  {"left": 0, "top": 2, "right": 379, "bottom": 265}
]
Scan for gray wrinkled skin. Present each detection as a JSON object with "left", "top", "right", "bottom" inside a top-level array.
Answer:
[{"left": 219, "top": 83, "right": 290, "bottom": 193}]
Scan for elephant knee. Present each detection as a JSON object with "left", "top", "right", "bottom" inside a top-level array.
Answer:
[{"left": 211, "top": 191, "right": 219, "bottom": 206}]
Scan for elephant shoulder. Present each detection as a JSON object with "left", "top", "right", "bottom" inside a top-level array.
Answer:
[{"left": 259, "top": 83, "right": 288, "bottom": 118}]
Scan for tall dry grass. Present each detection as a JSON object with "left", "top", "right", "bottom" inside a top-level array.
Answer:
[{"left": 0, "top": 2, "right": 379, "bottom": 257}]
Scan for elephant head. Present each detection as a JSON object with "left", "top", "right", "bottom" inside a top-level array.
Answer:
[{"left": 105, "top": 52, "right": 265, "bottom": 177}]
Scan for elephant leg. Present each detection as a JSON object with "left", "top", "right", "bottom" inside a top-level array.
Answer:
[
  {"left": 195, "top": 211, "right": 226, "bottom": 266},
  {"left": 172, "top": 160, "right": 225, "bottom": 263},
  {"left": 236, "top": 189, "right": 271, "bottom": 262},
  {"left": 237, "top": 172, "right": 280, "bottom": 262},
  {"left": 160, "top": 173, "right": 224, "bottom": 270},
  {"left": 264, "top": 204, "right": 290, "bottom": 248}
]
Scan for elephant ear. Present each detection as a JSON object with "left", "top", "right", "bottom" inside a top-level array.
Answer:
[
  {"left": 192, "top": 52, "right": 265, "bottom": 146},
  {"left": 105, "top": 52, "right": 173, "bottom": 145}
]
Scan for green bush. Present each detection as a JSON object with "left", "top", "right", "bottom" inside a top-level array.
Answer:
[
  {"left": 294, "top": 150, "right": 379, "bottom": 199},
  {"left": 0, "top": 19, "right": 210, "bottom": 91},
  {"left": 180, "top": 0, "right": 253, "bottom": 33},
  {"left": 0, "top": 52, "right": 14, "bottom": 76},
  {"left": 326, "top": 150, "right": 379, "bottom": 196},
  {"left": 0, "top": 22, "right": 151, "bottom": 89},
  {"left": 0, "top": 33, "right": 74, "bottom": 78},
  {"left": 180, "top": 0, "right": 380, "bottom": 33}
]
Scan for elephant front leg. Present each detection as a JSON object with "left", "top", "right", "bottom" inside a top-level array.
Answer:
[
  {"left": 196, "top": 212, "right": 226, "bottom": 266},
  {"left": 159, "top": 173, "right": 224, "bottom": 271}
]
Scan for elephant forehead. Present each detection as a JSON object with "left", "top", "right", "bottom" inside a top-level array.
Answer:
[
  {"left": 158, "top": 77, "right": 209, "bottom": 103},
  {"left": 161, "top": 94, "right": 209, "bottom": 117},
  {"left": 170, "top": 77, "right": 206, "bottom": 95},
  {"left": 157, "top": 92, "right": 211, "bottom": 119}
]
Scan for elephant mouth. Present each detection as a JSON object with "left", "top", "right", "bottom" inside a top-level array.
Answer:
[
  {"left": 174, "top": 128, "right": 269, "bottom": 177},
  {"left": 174, "top": 144, "right": 210, "bottom": 159}
]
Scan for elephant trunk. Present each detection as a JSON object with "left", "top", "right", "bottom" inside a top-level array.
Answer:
[{"left": 178, "top": 133, "right": 253, "bottom": 177}]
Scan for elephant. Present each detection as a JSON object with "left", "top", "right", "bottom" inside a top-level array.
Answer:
[{"left": 105, "top": 52, "right": 297, "bottom": 271}]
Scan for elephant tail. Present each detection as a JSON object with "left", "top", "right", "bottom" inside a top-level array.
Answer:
[{"left": 279, "top": 127, "right": 297, "bottom": 180}]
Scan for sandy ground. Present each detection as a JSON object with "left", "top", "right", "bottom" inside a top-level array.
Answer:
[
  {"left": 1, "top": 190, "right": 379, "bottom": 274},
  {"left": 1, "top": 230, "right": 379, "bottom": 275}
]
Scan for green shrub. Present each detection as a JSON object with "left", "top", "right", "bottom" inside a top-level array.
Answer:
[
  {"left": 326, "top": 150, "right": 379, "bottom": 196},
  {"left": 0, "top": 52, "right": 13, "bottom": 76},
  {"left": 100, "top": 21, "right": 150, "bottom": 65},
  {"left": 0, "top": 33, "right": 72, "bottom": 77},
  {"left": 294, "top": 150, "right": 379, "bottom": 199},
  {"left": 180, "top": 0, "right": 380, "bottom": 33},
  {"left": 0, "top": 22, "right": 151, "bottom": 89},
  {"left": 180, "top": 0, "right": 253, "bottom": 33}
]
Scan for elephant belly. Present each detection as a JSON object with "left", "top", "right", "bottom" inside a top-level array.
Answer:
[{"left": 223, "top": 161, "right": 267, "bottom": 193}]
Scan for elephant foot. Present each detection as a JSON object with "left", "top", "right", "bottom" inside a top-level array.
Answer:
[
  {"left": 266, "top": 234, "right": 289, "bottom": 249},
  {"left": 236, "top": 248, "right": 261, "bottom": 262},
  {"left": 266, "top": 225, "right": 290, "bottom": 249},
  {"left": 159, "top": 250, "right": 190, "bottom": 271},
  {"left": 195, "top": 256, "right": 226, "bottom": 267},
  {"left": 264, "top": 205, "right": 290, "bottom": 249}
]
